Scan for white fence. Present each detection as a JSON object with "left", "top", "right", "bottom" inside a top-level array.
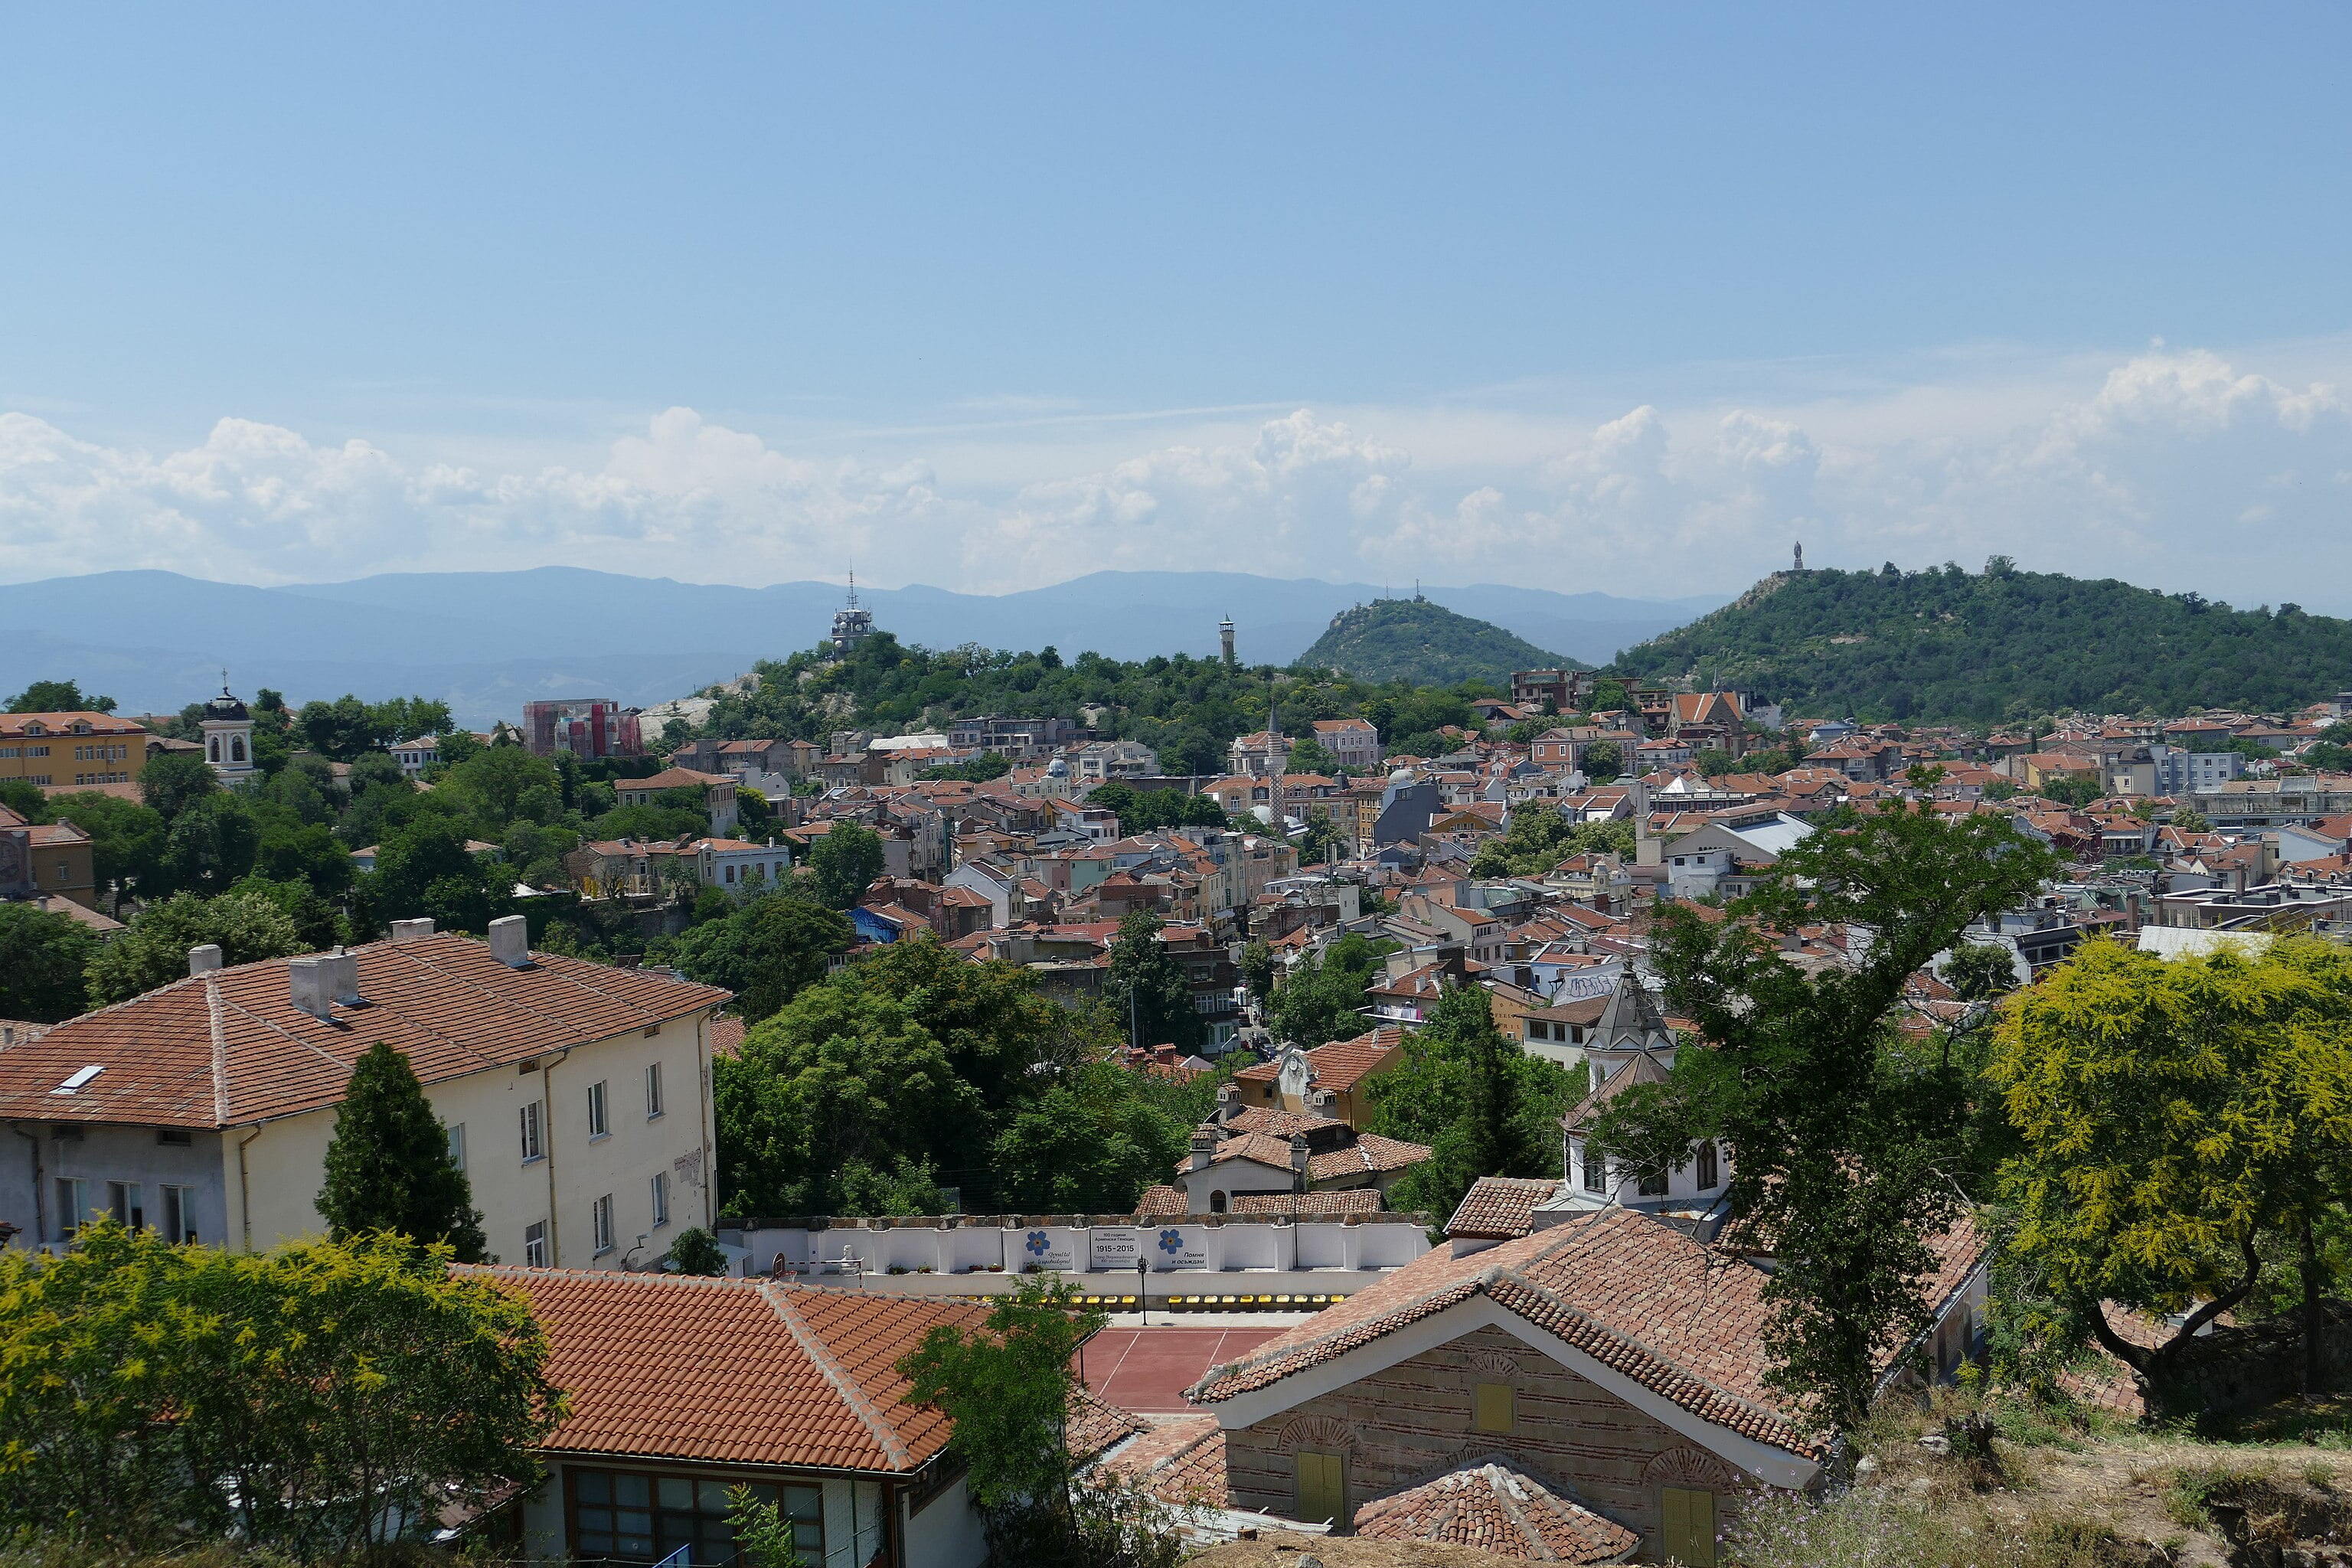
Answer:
[{"left": 717, "top": 1214, "right": 1432, "bottom": 1287}]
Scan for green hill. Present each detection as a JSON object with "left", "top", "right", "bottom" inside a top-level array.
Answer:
[
  {"left": 1298, "top": 597, "right": 1574, "bottom": 687},
  {"left": 1606, "top": 563, "right": 2352, "bottom": 723}
]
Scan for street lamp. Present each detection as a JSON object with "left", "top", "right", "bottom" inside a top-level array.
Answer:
[{"left": 1137, "top": 1257, "right": 1149, "bottom": 1327}]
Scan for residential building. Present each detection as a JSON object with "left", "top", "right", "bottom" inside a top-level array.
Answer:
[
  {"left": 491, "top": 1269, "right": 991, "bottom": 1568},
  {"left": 390, "top": 735, "right": 442, "bottom": 777},
  {"left": 1233, "top": 1027, "right": 1405, "bottom": 1130},
  {"left": 1509, "top": 668, "right": 1593, "bottom": 714},
  {"left": 524, "top": 698, "right": 643, "bottom": 760},
  {"left": 0, "top": 920, "right": 729, "bottom": 1266},
  {"left": 0, "top": 807, "right": 97, "bottom": 909},
  {"left": 1308, "top": 718, "right": 1380, "bottom": 773},
  {"left": 1, "top": 710, "right": 150, "bottom": 789},
  {"left": 694, "top": 836, "right": 792, "bottom": 893},
  {"left": 1227, "top": 730, "right": 1290, "bottom": 779},
  {"left": 616, "top": 767, "right": 739, "bottom": 835},
  {"left": 942, "top": 715, "right": 1074, "bottom": 758}
]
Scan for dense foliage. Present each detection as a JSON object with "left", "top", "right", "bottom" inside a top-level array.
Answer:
[
  {"left": 1297, "top": 597, "right": 1576, "bottom": 688},
  {"left": 1609, "top": 562, "right": 2352, "bottom": 721},
  {"left": 317, "top": 1041, "right": 488, "bottom": 1260},
  {"left": 677, "top": 631, "right": 1488, "bottom": 773},
  {"left": 1468, "top": 808, "right": 1635, "bottom": 878},
  {"left": 1265, "top": 931, "right": 1393, "bottom": 1047},
  {"left": 0, "top": 902, "right": 97, "bottom": 1022},
  {"left": 0, "top": 1224, "right": 560, "bottom": 1555},
  {"left": 1372, "top": 983, "right": 1579, "bottom": 1223}
]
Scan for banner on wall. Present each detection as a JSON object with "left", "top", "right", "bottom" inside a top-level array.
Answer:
[
  {"left": 1090, "top": 1227, "right": 1146, "bottom": 1271},
  {"left": 1150, "top": 1225, "right": 1208, "bottom": 1271},
  {"left": 1018, "top": 1228, "right": 1077, "bottom": 1272}
]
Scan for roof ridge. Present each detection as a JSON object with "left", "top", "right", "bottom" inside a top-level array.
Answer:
[
  {"left": 761, "top": 1284, "right": 916, "bottom": 1471},
  {"left": 204, "top": 974, "right": 230, "bottom": 1125}
]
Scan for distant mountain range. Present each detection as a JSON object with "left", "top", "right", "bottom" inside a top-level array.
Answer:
[
  {"left": 0, "top": 568, "right": 1721, "bottom": 727},
  {"left": 1300, "top": 598, "right": 1575, "bottom": 687}
]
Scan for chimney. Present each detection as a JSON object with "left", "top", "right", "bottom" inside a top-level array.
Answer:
[
  {"left": 1188, "top": 1124, "right": 1217, "bottom": 1174},
  {"left": 488, "top": 915, "right": 531, "bottom": 969},
  {"left": 389, "top": 918, "right": 435, "bottom": 943},
  {"left": 288, "top": 957, "right": 332, "bottom": 1020},
  {"left": 1216, "top": 1083, "right": 1239, "bottom": 1126},
  {"left": 188, "top": 944, "right": 224, "bottom": 976},
  {"left": 1289, "top": 1132, "right": 1311, "bottom": 1192},
  {"left": 325, "top": 950, "right": 361, "bottom": 1005}
]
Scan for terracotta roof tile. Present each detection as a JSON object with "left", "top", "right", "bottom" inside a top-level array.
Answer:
[
  {"left": 1065, "top": 1386, "right": 1148, "bottom": 1463},
  {"left": 1352, "top": 1459, "right": 1640, "bottom": 1562},
  {"left": 1230, "top": 1188, "right": 1383, "bottom": 1216},
  {"left": 1307, "top": 1134, "right": 1433, "bottom": 1181},
  {"left": 1444, "top": 1177, "right": 1560, "bottom": 1240},
  {"left": 1187, "top": 1207, "right": 1824, "bottom": 1459},
  {"left": 472, "top": 1269, "right": 986, "bottom": 1473},
  {"left": 1099, "top": 1414, "right": 1227, "bottom": 1508},
  {"left": 1133, "top": 1184, "right": 1189, "bottom": 1217},
  {"left": 0, "top": 933, "right": 728, "bottom": 1129},
  {"left": 1233, "top": 1027, "right": 1404, "bottom": 1094}
]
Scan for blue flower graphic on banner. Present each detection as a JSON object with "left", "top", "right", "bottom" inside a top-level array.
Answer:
[
  {"left": 1157, "top": 1229, "right": 1184, "bottom": 1256},
  {"left": 1025, "top": 1230, "right": 1050, "bottom": 1257}
]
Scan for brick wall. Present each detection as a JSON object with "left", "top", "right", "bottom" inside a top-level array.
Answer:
[{"left": 1225, "top": 1322, "right": 1762, "bottom": 1553}]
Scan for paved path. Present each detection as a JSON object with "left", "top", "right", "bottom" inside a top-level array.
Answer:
[{"left": 1077, "top": 1325, "right": 1287, "bottom": 1413}]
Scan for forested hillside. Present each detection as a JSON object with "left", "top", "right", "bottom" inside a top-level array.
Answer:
[
  {"left": 1607, "top": 562, "right": 2352, "bottom": 722},
  {"left": 685, "top": 632, "right": 1491, "bottom": 772},
  {"left": 1296, "top": 597, "right": 1575, "bottom": 686}
]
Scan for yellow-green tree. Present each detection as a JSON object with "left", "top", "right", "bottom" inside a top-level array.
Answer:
[{"left": 1988, "top": 936, "right": 2352, "bottom": 1409}]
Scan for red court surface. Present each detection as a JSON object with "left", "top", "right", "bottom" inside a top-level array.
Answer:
[{"left": 1076, "top": 1325, "right": 1287, "bottom": 1413}]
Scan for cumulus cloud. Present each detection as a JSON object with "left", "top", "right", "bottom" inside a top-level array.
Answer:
[{"left": 3, "top": 345, "right": 2350, "bottom": 607}]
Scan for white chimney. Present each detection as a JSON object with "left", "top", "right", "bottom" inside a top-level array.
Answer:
[
  {"left": 389, "top": 918, "right": 435, "bottom": 943},
  {"left": 288, "top": 957, "right": 332, "bottom": 1020},
  {"left": 1188, "top": 1124, "right": 1217, "bottom": 1173},
  {"left": 188, "top": 944, "right": 224, "bottom": 976},
  {"left": 325, "top": 951, "right": 361, "bottom": 1005},
  {"left": 488, "top": 914, "right": 531, "bottom": 968}
]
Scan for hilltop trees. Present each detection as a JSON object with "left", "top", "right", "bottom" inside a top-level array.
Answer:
[{"left": 0, "top": 903, "right": 96, "bottom": 1023}]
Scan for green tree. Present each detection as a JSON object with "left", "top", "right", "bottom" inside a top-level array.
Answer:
[
  {"left": 139, "top": 750, "right": 220, "bottom": 822},
  {"left": 1266, "top": 932, "right": 1390, "bottom": 1047},
  {"left": 665, "top": 893, "right": 853, "bottom": 1024},
  {"left": 0, "top": 901, "right": 96, "bottom": 1022},
  {"left": 1372, "top": 983, "right": 1576, "bottom": 1222},
  {"left": 369, "top": 694, "right": 455, "bottom": 745},
  {"left": 1587, "top": 679, "right": 1631, "bottom": 713},
  {"left": 85, "top": 891, "right": 311, "bottom": 1005},
  {"left": 991, "top": 1060, "right": 1189, "bottom": 1213},
  {"left": 1942, "top": 942, "right": 2020, "bottom": 1003},
  {"left": 668, "top": 1226, "right": 730, "bottom": 1276},
  {"left": 158, "top": 790, "right": 262, "bottom": 893},
  {"left": 1239, "top": 939, "right": 1276, "bottom": 1002},
  {"left": 1988, "top": 937, "right": 2352, "bottom": 1410},
  {"left": 5, "top": 677, "right": 114, "bottom": 713},
  {"left": 2171, "top": 805, "right": 2211, "bottom": 833},
  {"left": 1102, "top": 910, "right": 1200, "bottom": 1051},
  {"left": 1285, "top": 737, "right": 1339, "bottom": 775},
  {"left": 1580, "top": 740, "right": 1624, "bottom": 779},
  {"left": 296, "top": 694, "right": 389, "bottom": 761},
  {"left": 807, "top": 821, "right": 887, "bottom": 908},
  {"left": 317, "top": 1041, "right": 487, "bottom": 1260},
  {"left": 1589, "top": 802, "right": 2060, "bottom": 1432},
  {"left": 361, "top": 818, "right": 509, "bottom": 933}
]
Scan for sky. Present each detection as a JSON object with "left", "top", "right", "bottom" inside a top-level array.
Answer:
[{"left": 3, "top": 4, "right": 2350, "bottom": 606}]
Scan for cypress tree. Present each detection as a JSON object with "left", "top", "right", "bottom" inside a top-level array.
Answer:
[{"left": 318, "top": 1041, "right": 487, "bottom": 1261}]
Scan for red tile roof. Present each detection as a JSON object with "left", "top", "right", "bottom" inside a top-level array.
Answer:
[
  {"left": 1231, "top": 1188, "right": 1383, "bottom": 1216},
  {"left": 1133, "top": 1184, "right": 1189, "bottom": 1217},
  {"left": 1444, "top": 1177, "right": 1560, "bottom": 1240},
  {"left": 0, "top": 933, "right": 728, "bottom": 1129},
  {"left": 1099, "top": 1413, "right": 1227, "bottom": 1507},
  {"left": 473, "top": 1269, "right": 985, "bottom": 1473},
  {"left": 1352, "top": 1459, "right": 1640, "bottom": 1562},
  {"left": 1187, "top": 1207, "right": 1823, "bottom": 1458},
  {"left": 1307, "top": 1134, "right": 1433, "bottom": 1181},
  {"left": 1233, "top": 1026, "right": 1404, "bottom": 1094}
]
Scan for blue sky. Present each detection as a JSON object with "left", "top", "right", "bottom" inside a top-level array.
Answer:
[{"left": 5, "top": 4, "right": 2351, "bottom": 603}]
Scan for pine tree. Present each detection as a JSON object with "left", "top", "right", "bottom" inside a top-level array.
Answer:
[{"left": 318, "top": 1042, "right": 487, "bottom": 1261}]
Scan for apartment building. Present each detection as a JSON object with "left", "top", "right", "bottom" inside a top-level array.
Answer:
[{"left": 0, "top": 711, "right": 150, "bottom": 789}]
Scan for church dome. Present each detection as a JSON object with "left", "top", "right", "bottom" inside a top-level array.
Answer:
[{"left": 204, "top": 689, "right": 250, "bottom": 722}]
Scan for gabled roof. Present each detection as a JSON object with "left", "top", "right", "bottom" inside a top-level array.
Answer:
[
  {"left": 468, "top": 1269, "right": 984, "bottom": 1474},
  {"left": 1186, "top": 1207, "right": 1820, "bottom": 1459},
  {"left": 1308, "top": 1133, "right": 1434, "bottom": 1181},
  {"left": 1233, "top": 1026, "right": 1406, "bottom": 1094},
  {"left": 1352, "top": 1458, "right": 1640, "bottom": 1563},
  {"left": 1232, "top": 1187, "right": 1382, "bottom": 1216},
  {"left": 1445, "top": 1176, "right": 1562, "bottom": 1240},
  {"left": 0, "top": 933, "right": 728, "bottom": 1129}
]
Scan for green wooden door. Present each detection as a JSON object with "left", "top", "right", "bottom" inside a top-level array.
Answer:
[
  {"left": 1295, "top": 1450, "right": 1347, "bottom": 1528},
  {"left": 1661, "top": 1485, "right": 1717, "bottom": 1566}
]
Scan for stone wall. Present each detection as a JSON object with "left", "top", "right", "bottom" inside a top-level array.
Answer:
[{"left": 1224, "top": 1322, "right": 1761, "bottom": 1556}]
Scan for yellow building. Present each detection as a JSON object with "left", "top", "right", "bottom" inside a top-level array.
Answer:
[{"left": 0, "top": 712, "right": 151, "bottom": 789}]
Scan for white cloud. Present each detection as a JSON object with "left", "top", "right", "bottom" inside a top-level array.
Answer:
[{"left": 4, "top": 345, "right": 2350, "bottom": 609}]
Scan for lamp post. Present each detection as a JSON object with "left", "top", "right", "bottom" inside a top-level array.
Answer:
[{"left": 1137, "top": 1256, "right": 1149, "bottom": 1328}]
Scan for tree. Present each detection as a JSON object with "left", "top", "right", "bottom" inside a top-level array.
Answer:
[
  {"left": 317, "top": 1041, "right": 487, "bottom": 1260},
  {"left": 808, "top": 821, "right": 886, "bottom": 908},
  {"left": 1239, "top": 939, "right": 1276, "bottom": 1004},
  {"left": 668, "top": 1227, "right": 730, "bottom": 1275},
  {"left": 0, "top": 1224, "right": 560, "bottom": 1553},
  {"left": 6, "top": 677, "right": 114, "bottom": 713},
  {"left": 1285, "top": 737, "right": 1339, "bottom": 775},
  {"left": 139, "top": 750, "right": 220, "bottom": 822},
  {"left": 1589, "top": 802, "right": 2060, "bottom": 1432},
  {"left": 0, "top": 901, "right": 95, "bottom": 1022},
  {"left": 665, "top": 893, "right": 852, "bottom": 1024},
  {"left": 1372, "top": 983, "right": 1576, "bottom": 1222},
  {"left": 991, "top": 1060, "right": 1188, "bottom": 1214},
  {"left": 85, "top": 891, "right": 312, "bottom": 1005},
  {"left": 2171, "top": 805, "right": 2212, "bottom": 833},
  {"left": 296, "top": 694, "right": 389, "bottom": 761},
  {"left": 1266, "top": 932, "right": 1390, "bottom": 1047},
  {"left": 1988, "top": 937, "right": 2352, "bottom": 1410},
  {"left": 361, "top": 818, "right": 509, "bottom": 933},
  {"left": 1942, "top": 942, "right": 2020, "bottom": 1004},
  {"left": 1587, "top": 680, "right": 1631, "bottom": 713},
  {"left": 1102, "top": 910, "right": 1200, "bottom": 1051},
  {"left": 1580, "top": 740, "right": 1624, "bottom": 780},
  {"left": 158, "top": 791, "right": 263, "bottom": 893},
  {"left": 897, "top": 1278, "right": 1186, "bottom": 1568}
]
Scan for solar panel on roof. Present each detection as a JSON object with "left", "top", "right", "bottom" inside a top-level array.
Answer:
[{"left": 52, "top": 1064, "right": 104, "bottom": 1094}]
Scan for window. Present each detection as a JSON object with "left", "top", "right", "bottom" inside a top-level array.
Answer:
[
  {"left": 1473, "top": 1383, "right": 1515, "bottom": 1435},
  {"left": 593, "top": 1194, "right": 616, "bottom": 1255},
  {"left": 1695, "top": 1139, "right": 1719, "bottom": 1191},
  {"left": 520, "top": 1101, "right": 544, "bottom": 1162},
  {"left": 650, "top": 1171, "right": 670, "bottom": 1229},
  {"left": 1661, "top": 1487, "right": 1717, "bottom": 1566},
  {"left": 1581, "top": 1145, "right": 1607, "bottom": 1192},
  {"left": 587, "top": 1080, "right": 609, "bottom": 1138},
  {"left": 447, "top": 1122, "right": 467, "bottom": 1172},
  {"left": 156, "top": 1127, "right": 192, "bottom": 1146},
  {"left": 645, "top": 1062, "right": 665, "bottom": 1119},
  {"left": 570, "top": 1470, "right": 820, "bottom": 1565},
  {"left": 1209, "top": 1189, "right": 1227, "bottom": 1213},
  {"left": 54, "top": 1178, "right": 89, "bottom": 1241},
  {"left": 106, "top": 1181, "right": 143, "bottom": 1230},
  {"left": 524, "top": 1220, "right": 548, "bottom": 1267},
  {"left": 1295, "top": 1450, "right": 1347, "bottom": 1528},
  {"left": 161, "top": 1184, "right": 195, "bottom": 1244},
  {"left": 208, "top": 737, "right": 220, "bottom": 762}
]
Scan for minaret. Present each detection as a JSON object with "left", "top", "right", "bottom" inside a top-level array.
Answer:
[
  {"left": 1219, "top": 614, "right": 1236, "bottom": 669},
  {"left": 1267, "top": 672, "right": 1286, "bottom": 837}
]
